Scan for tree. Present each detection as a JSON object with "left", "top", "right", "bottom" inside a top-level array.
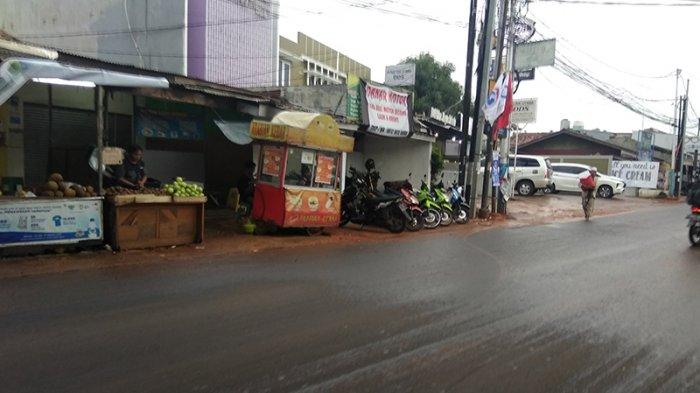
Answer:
[{"left": 401, "top": 53, "right": 463, "bottom": 116}]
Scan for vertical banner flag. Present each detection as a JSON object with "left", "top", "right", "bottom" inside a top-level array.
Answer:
[
  {"left": 482, "top": 73, "right": 508, "bottom": 126},
  {"left": 492, "top": 73, "right": 513, "bottom": 141}
]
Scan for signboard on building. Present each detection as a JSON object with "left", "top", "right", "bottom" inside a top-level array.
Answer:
[
  {"left": 0, "top": 198, "right": 103, "bottom": 247},
  {"left": 384, "top": 63, "right": 416, "bottom": 87},
  {"left": 361, "top": 81, "right": 412, "bottom": 137},
  {"left": 510, "top": 98, "right": 538, "bottom": 124},
  {"left": 429, "top": 107, "right": 457, "bottom": 127},
  {"left": 514, "top": 39, "right": 556, "bottom": 71},
  {"left": 610, "top": 161, "right": 660, "bottom": 189},
  {"left": 346, "top": 74, "right": 361, "bottom": 122},
  {"left": 135, "top": 105, "right": 204, "bottom": 141},
  {"left": 517, "top": 69, "right": 535, "bottom": 81}
]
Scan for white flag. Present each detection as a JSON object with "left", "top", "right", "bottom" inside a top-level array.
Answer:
[{"left": 482, "top": 73, "right": 508, "bottom": 125}]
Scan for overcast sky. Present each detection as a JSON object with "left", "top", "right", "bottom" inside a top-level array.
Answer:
[{"left": 279, "top": 0, "right": 700, "bottom": 135}]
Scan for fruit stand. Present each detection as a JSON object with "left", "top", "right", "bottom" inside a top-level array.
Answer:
[
  {"left": 0, "top": 173, "right": 104, "bottom": 250},
  {"left": 250, "top": 112, "right": 354, "bottom": 229},
  {"left": 104, "top": 179, "right": 206, "bottom": 250}
]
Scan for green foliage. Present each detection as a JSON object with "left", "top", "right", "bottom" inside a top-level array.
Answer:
[
  {"left": 431, "top": 144, "right": 444, "bottom": 179},
  {"left": 402, "top": 53, "right": 463, "bottom": 116}
]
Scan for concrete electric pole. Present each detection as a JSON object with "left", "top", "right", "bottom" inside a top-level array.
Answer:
[{"left": 467, "top": 0, "right": 499, "bottom": 218}]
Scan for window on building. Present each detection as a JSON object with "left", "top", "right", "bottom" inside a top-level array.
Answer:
[{"left": 278, "top": 60, "right": 291, "bottom": 87}]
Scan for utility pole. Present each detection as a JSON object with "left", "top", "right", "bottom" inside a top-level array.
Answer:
[
  {"left": 670, "top": 69, "right": 681, "bottom": 193},
  {"left": 487, "top": 0, "right": 510, "bottom": 215},
  {"left": 458, "top": 0, "right": 479, "bottom": 191},
  {"left": 677, "top": 80, "right": 689, "bottom": 197},
  {"left": 467, "top": 0, "right": 498, "bottom": 218}
]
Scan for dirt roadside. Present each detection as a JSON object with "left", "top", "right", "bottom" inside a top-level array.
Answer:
[{"left": 0, "top": 194, "right": 679, "bottom": 279}]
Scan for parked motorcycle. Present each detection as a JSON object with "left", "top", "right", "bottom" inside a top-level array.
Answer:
[
  {"left": 416, "top": 176, "right": 442, "bottom": 229},
  {"left": 447, "top": 180, "right": 470, "bottom": 224},
  {"left": 432, "top": 175, "right": 454, "bottom": 226},
  {"left": 688, "top": 205, "right": 700, "bottom": 246},
  {"left": 384, "top": 175, "right": 424, "bottom": 232},
  {"left": 340, "top": 166, "right": 408, "bottom": 233}
]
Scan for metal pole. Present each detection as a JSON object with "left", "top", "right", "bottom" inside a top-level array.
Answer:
[
  {"left": 467, "top": 0, "right": 498, "bottom": 218},
  {"left": 458, "top": 0, "right": 479, "bottom": 190},
  {"left": 96, "top": 86, "right": 105, "bottom": 195},
  {"left": 670, "top": 69, "right": 681, "bottom": 192}
]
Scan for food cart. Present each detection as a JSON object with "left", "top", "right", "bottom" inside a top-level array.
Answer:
[{"left": 250, "top": 112, "right": 354, "bottom": 229}]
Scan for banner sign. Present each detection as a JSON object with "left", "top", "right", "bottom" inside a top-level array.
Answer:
[
  {"left": 610, "top": 161, "right": 659, "bottom": 189},
  {"left": 384, "top": 63, "right": 416, "bottom": 87},
  {"left": 361, "top": 81, "right": 412, "bottom": 138},
  {"left": 284, "top": 188, "right": 341, "bottom": 227},
  {"left": 516, "top": 69, "right": 535, "bottom": 81},
  {"left": 136, "top": 107, "right": 204, "bottom": 140},
  {"left": 0, "top": 198, "right": 103, "bottom": 247},
  {"left": 514, "top": 39, "right": 556, "bottom": 71}
]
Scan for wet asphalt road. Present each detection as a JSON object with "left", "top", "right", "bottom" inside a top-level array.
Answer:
[{"left": 1, "top": 204, "right": 699, "bottom": 392}]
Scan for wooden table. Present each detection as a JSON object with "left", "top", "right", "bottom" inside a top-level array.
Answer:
[{"left": 105, "top": 197, "right": 205, "bottom": 250}]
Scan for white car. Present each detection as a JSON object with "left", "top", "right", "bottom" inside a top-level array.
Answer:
[
  {"left": 549, "top": 162, "right": 626, "bottom": 199},
  {"left": 479, "top": 154, "right": 553, "bottom": 196}
]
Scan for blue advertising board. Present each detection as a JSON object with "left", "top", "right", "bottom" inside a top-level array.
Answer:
[
  {"left": 135, "top": 107, "right": 204, "bottom": 141},
  {"left": 0, "top": 198, "right": 103, "bottom": 247}
]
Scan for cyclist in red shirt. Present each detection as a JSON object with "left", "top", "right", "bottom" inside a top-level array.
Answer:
[{"left": 579, "top": 167, "right": 598, "bottom": 221}]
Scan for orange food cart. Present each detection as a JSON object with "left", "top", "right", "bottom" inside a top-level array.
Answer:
[{"left": 250, "top": 112, "right": 354, "bottom": 228}]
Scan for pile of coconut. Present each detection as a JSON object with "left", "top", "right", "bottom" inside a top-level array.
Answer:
[{"left": 41, "top": 173, "right": 98, "bottom": 198}]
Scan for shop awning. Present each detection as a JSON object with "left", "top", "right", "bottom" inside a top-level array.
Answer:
[
  {"left": 0, "top": 57, "right": 169, "bottom": 105},
  {"left": 214, "top": 119, "right": 253, "bottom": 145}
]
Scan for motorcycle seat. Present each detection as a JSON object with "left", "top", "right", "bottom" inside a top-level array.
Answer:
[{"left": 369, "top": 193, "right": 400, "bottom": 203}]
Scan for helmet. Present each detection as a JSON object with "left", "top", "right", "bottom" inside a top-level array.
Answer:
[{"left": 365, "top": 159, "right": 375, "bottom": 171}]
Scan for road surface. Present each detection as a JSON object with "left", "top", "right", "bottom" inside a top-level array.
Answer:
[{"left": 1, "top": 204, "right": 698, "bottom": 392}]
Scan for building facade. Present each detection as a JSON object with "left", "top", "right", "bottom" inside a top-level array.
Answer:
[
  {"left": 278, "top": 32, "right": 371, "bottom": 87},
  {"left": 0, "top": 0, "right": 279, "bottom": 87}
]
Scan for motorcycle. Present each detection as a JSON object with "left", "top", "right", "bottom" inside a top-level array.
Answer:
[
  {"left": 432, "top": 176, "right": 454, "bottom": 226},
  {"left": 688, "top": 205, "right": 700, "bottom": 246},
  {"left": 448, "top": 180, "right": 470, "bottom": 224},
  {"left": 340, "top": 165, "right": 408, "bottom": 233},
  {"left": 416, "top": 176, "right": 442, "bottom": 229},
  {"left": 384, "top": 176, "right": 424, "bottom": 232}
]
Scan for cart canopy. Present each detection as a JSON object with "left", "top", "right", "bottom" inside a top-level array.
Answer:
[{"left": 251, "top": 111, "right": 354, "bottom": 153}]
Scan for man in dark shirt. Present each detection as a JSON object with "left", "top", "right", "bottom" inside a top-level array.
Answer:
[
  {"left": 115, "top": 145, "right": 147, "bottom": 189},
  {"left": 237, "top": 161, "right": 256, "bottom": 205}
]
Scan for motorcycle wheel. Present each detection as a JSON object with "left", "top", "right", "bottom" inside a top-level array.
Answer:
[
  {"left": 454, "top": 207, "right": 469, "bottom": 224},
  {"left": 405, "top": 210, "right": 424, "bottom": 231},
  {"left": 339, "top": 209, "right": 351, "bottom": 227},
  {"left": 385, "top": 205, "right": 406, "bottom": 233},
  {"left": 422, "top": 208, "right": 441, "bottom": 229},
  {"left": 689, "top": 224, "right": 700, "bottom": 246},
  {"left": 439, "top": 209, "right": 453, "bottom": 226}
]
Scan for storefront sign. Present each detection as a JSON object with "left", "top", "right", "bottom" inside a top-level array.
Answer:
[
  {"left": 514, "top": 39, "right": 556, "bottom": 71},
  {"left": 315, "top": 154, "right": 336, "bottom": 185},
  {"left": 517, "top": 68, "right": 535, "bottom": 81},
  {"left": 610, "top": 161, "right": 659, "bottom": 189},
  {"left": 362, "top": 82, "right": 412, "bottom": 138},
  {"left": 250, "top": 121, "right": 288, "bottom": 142},
  {"left": 101, "top": 147, "right": 124, "bottom": 165},
  {"left": 0, "top": 198, "right": 103, "bottom": 247},
  {"left": 346, "top": 74, "right": 361, "bottom": 122},
  {"left": 429, "top": 107, "right": 457, "bottom": 127},
  {"left": 135, "top": 107, "right": 204, "bottom": 140},
  {"left": 284, "top": 188, "right": 340, "bottom": 227},
  {"left": 262, "top": 146, "right": 284, "bottom": 177},
  {"left": 510, "top": 98, "right": 538, "bottom": 124},
  {"left": 384, "top": 63, "right": 416, "bottom": 87}
]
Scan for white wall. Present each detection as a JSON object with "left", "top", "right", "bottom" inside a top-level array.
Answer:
[{"left": 349, "top": 133, "right": 432, "bottom": 190}]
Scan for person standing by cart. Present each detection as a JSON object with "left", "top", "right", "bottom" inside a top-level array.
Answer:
[{"left": 579, "top": 167, "right": 598, "bottom": 221}]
